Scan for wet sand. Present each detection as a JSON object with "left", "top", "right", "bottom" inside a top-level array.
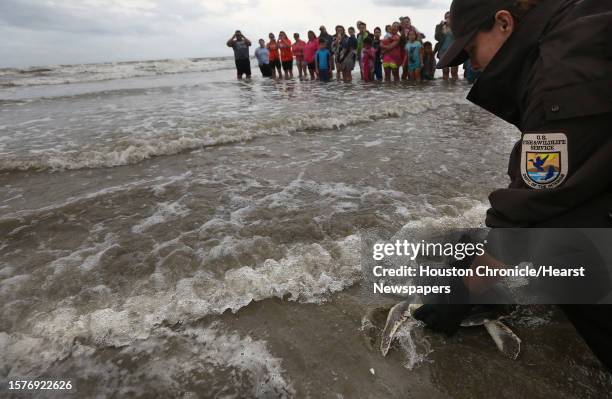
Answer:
[
  {"left": 17, "top": 288, "right": 610, "bottom": 399},
  {"left": 215, "top": 288, "right": 611, "bottom": 399}
]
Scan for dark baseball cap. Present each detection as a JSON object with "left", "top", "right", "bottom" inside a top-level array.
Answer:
[{"left": 437, "top": 0, "right": 515, "bottom": 69}]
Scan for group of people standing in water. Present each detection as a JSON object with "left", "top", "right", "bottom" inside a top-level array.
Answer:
[{"left": 227, "top": 12, "right": 476, "bottom": 83}]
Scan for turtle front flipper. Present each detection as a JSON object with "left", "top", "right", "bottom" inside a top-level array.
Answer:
[
  {"left": 361, "top": 305, "right": 393, "bottom": 351},
  {"left": 380, "top": 300, "right": 413, "bottom": 357},
  {"left": 484, "top": 320, "right": 521, "bottom": 360}
]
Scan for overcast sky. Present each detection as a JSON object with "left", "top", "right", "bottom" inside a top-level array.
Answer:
[{"left": 1, "top": 0, "right": 451, "bottom": 68}]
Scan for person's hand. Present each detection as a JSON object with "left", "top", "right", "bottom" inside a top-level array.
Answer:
[
  {"left": 413, "top": 273, "right": 471, "bottom": 336},
  {"left": 413, "top": 304, "right": 472, "bottom": 336},
  {"left": 413, "top": 234, "right": 477, "bottom": 336}
]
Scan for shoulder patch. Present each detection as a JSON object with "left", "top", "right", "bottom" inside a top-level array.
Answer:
[{"left": 520, "top": 133, "right": 568, "bottom": 189}]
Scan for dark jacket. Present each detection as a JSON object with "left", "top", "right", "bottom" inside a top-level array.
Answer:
[
  {"left": 466, "top": 0, "right": 612, "bottom": 228},
  {"left": 434, "top": 21, "right": 447, "bottom": 43},
  {"left": 470, "top": 1, "right": 612, "bottom": 372}
]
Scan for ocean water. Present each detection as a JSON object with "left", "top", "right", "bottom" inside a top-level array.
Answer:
[{"left": 1, "top": 57, "right": 610, "bottom": 398}]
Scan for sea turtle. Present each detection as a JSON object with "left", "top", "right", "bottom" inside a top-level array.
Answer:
[{"left": 362, "top": 302, "right": 521, "bottom": 360}]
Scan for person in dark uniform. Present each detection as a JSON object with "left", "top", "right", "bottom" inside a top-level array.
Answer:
[{"left": 413, "top": 0, "right": 612, "bottom": 371}]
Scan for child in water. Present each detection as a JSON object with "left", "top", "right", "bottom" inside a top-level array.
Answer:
[
  {"left": 381, "top": 23, "right": 401, "bottom": 82},
  {"left": 360, "top": 37, "right": 376, "bottom": 82},
  {"left": 315, "top": 38, "right": 332, "bottom": 82},
  {"left": 422, "top": 41, "right": 436, "bottom": 80},
  {"left": 405, "top": 30, "right": 423, "bottom": 81},
  {"left": 384, "top": 25, "right": 392, "bottom": 39}
]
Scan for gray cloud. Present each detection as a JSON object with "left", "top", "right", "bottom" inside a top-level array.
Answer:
[
  {"left": 0, "top": 0, "right": 260, "bottom": 67},
  {"left": 0, "top": 0, "right": 443, "bottom": 68},
  {"left": 0, "top": 0, "right": 256, "bottom": 35}
]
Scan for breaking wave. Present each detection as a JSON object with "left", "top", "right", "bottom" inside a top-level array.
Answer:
[
  {"left": 0, "top": 57, "right": 237, "bottom": 87},
  {"left": 0, "top": 95, "right": 469, "bottom": 172}
]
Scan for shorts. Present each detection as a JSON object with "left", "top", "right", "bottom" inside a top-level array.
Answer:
[
  {"left": 408, "top": 63, "right": 421, "bottom": 72},
  {"left": 307, "top": 62, "right": 316, "bottom": 71},
  {"left": 319, "top": 69, "right": 330, "bottom": 82},
  {"left": 341, "top": 57, "right": 355, "bottom": 72},
  {"left": 270, "top": 59, "right": 281, "bottom": 71},
  {"left": 235, "top": 59, "right": 251, "bottom": 76},
  {"left": 295, "top": 58, "right": 305, "bottom": 66},
  {"left": 259, "top": 64, "right": 272, "bottom": 77},
  {"left": 282, "top": 60, "right": 293, "bottom": 71},
  {"left": 383, "top": 62, "right": 398, "bottom": 69}
]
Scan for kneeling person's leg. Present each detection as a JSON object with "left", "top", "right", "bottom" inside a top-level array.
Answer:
[{"left": 562, "top": 305, "right": 612, "bottom": 371}]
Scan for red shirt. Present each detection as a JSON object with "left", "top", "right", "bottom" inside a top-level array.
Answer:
[
  {"left": 267, "top": 40, "right": 280, "bottom": 61},
  {"left": 292, "top": 39, "right": 306, "bottom": 61},
  {"left": 279, "top": 38, "right": 293, "bottom": 62},
  {"left": 304, "top": 39, "right": 319, "bottom": 64}
]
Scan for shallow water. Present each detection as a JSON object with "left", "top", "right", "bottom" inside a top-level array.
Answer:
[{"left": 1, "top": 58, "right": 610, "bottom": 398}]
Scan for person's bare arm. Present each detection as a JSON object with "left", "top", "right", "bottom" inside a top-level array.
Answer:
[
  {"left": 382, "top": 38, "right": 399, "bottom": 54},
  {"left": 244, "top": 37, "right": 252, "bottom": 46},
  {"left": 226, "top": 36, "right": 235, "bottom": 47}
]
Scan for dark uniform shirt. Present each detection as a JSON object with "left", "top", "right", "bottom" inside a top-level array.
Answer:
[
  {"left": 466, "top": 0, "right": 612, "bottom": 371},
  {"left": 229, "top": 39, "right": 250, "bottom": 61},
  {"left": 466, "top": 0, "right": 612, "bottom": 228}
]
